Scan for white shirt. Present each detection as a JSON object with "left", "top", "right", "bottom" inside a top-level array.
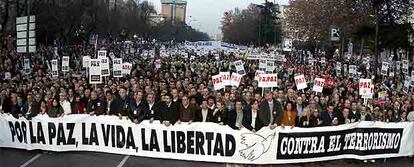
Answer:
[
  {"left": 60, "top": 100, "right": 72, "bottom": 115},
  {"left": 202, "top": 109, "right": 208, "bottom": 122},
  {"left": 149, "top": 103, "right": 154, "bottom": 114},
  {"left": 251, "top": 110, "right": 257, "bottom": 128}
]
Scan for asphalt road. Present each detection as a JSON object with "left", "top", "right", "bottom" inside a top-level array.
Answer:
[{"left": 0, "top": 148, "right": 413, "bottom": 167}]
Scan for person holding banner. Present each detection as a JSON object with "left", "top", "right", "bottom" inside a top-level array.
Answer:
[
  {"left": 211, "top": 101, "right": 227, "bottom": 125},
  {"left": 259, "top": 92, "right": 284, "bottom": 129},
  {"left": 178, "top": 95, "right": 198, "bottom": 124},
  {"left": 227, "top": 100, "right": 245, "bottom": 130},
  {"left": 130, "top": 91, "right": 149, "bottom": 124},
  {"left": 321, "top": 104, "right": 339, "bottom": 126},
  {"left": 47, "top": 98, "right": 64, "bottom": 118},
  {"left": 280, "top": 102, "right": 297, "bottom": 128},
  {"left": 242, "top": 100, "right": 262, "bottom": 132},
  {"left": 110, "top": 87, "right": 133, "bottom": 120}
]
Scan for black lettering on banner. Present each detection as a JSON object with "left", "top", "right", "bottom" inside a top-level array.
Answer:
[
  {"left": 150, "top": 129, "right": 160, "bottom": 152},
  {"left": 66, "top": 123, "right": 76, "bottom": 145},
  {"left": 15, "top": 122, "right": 22, "bottom": 143},
  {"left": 177, "top": 131, "right": 186, "bottom": 153},
  {"left": 126, "top": 127, "right": 136, "bottom": 150},
  {"left": 29, "top": 122, "right": 36, "bottom": 144},
  {"left": 206, "top": 132, "right": 214, "bottom": 155},
  {"left": 213, "top": 133, "right": 224, "bottom": 156},
  {"left": 195, "top": 132, "right": 205, "bottom": 155},
  {"left": 90, "top": 123, "right": 99, "bottom": 146},
  {"left": 171, "top": 131, "right": 176, "bottom": 153},
  {"left": 101, "top": 124, "right": 111, "bottom": 147},
  {"left": 57, "top": 123, "right": 67, "bottom": 145},
  {"left": 276, "top": 128, "right": 403, "bottom": 159},
  {"left": 37, "top": 122, "right": 45, "bottom": 144},
  {"left": 225, "top": 134, "right": 236, "bottom": 156},
  {"left": 8, "top": 121, "right": 15, "bottom": 142},
  {"left": 111, "top": 125, "right": 116, "bottom": 147},
  {"left": 48, "top": 122, "right": 56, "bottom": 145},
  {"left": 21, "top": 122, "right": 27, "bottom": 143},
  {"left": 163, "top": 130, "right": 171, "bottom": 152},
  {"left": 82, "top": 123, "right": 89, "bottom": 145},
  {"left": 187, "top": 131, "right": 195, "bottom": 154},
  {"left": 141, "top": 128, "right": 149, "bottom": 151},
  {"left": 116, "top": 125, "right": 125, "bottom": 148}
]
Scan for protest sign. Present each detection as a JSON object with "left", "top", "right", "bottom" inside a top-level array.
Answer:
[
  {"left": 97, "top": 50, "right": 107, "bottom": 58},
  {"left": 220, "top": 72, "right": 231, "bottom": 86},
  {"left": 234, "top": 60, "right": 246, "bottom": 75},
  {"left": 359, "top": 79, "right": 372, "bottom": 96},
  {"left": 402, "top": 60, "right": 409, "bottom": 74},
  {"left": 312, "top": 78, "right": 325, "bottom": 93},
  {"left": 23, "top": 58, "right": 31, "bottom": 75},
  {"left": 89, "top": 59, "right": 102, "bottom": 84},
  {"left": 51, "top": 59, "right": 58, "bottom": 77},
  {"left": 122, "top": 62, "right": 132, "bottom": 76},
  {"left": 230, "top": 73, "right": 243, "bottom": 87},
  {"left": 294, "top": 75, "right": 307, "bottom": 90},
  {"left": 1, "top": 114, "right": 413, "bottom": 165},
  {"left": 62, "top": 56, "right": 69, "bottom": 72},
  {"left": 155, "top": 59, "right": 162, "bottom": 69},
  {"left": 381, "top": 62, "right": 389, "bottom": 76},
  {"left": 100, "top": 57, "right": 110, "bottom": 76},
  {"left": 212, "top": 74, "right": 225, "bottom": 90},
  {"left": 349, "top": 65, "right": 357, "bottom": 75},
  {"left": 266, "top": 60, "right": 275, "bottom": 73},
  {"left": 82, "top": 56, "right": 91, "bottom": 68},
  {"left": 403, "top": 77, "right": 410, "bottom": 93},
  {"left": 257, "top": 74, "right": 278, "bottom": 88},
  {"left": 113, "top": 58, "right": 123, "bottom": 78}
]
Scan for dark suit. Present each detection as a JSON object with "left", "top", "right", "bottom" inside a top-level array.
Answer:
[
  {"left": 86, "top": 99, "right": 106, "bottom": 115},
  {"left": 110, "top": 97, "right": 133, "bottom": 120},
  {"left": 321, "top": 111, "right": 339, "bottom": 126},
  {"left": 195, "top": 108, "right": 213, "bottom": 122},
  {"left": 161, "top": 102, "right": 180, "bottom": 124},
  {"left": 211, "top": 109, "right": 227, "bottom": 124},
  {"left": 350, "top": 110, "right": 361, "bottom": 122},
  {"left": 226, "top": 109, "right": 243, "bottom": 129},
  {"left": 258, "top": 99, "right": 284, "bottom": 126},
  {"left": 242, "top": 109, "right": 262, "bottom": 131},
  {"left": 130, "top": 100, "right": 149, "bottom": 123}
]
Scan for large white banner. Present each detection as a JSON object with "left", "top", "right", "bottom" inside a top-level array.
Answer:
[{"left": 0, "top": 114, "right": 413, "bottom": 164}]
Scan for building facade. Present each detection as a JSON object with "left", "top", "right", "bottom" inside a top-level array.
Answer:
[{"left": 161, "top": 0, "right": 187, "bottom": 24}]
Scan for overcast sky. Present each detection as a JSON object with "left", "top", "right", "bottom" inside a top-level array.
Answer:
[{"left": 145, "top": 0, "right": 289, "bottom": 37}]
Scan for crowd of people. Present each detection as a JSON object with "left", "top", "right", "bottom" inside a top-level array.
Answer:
[{"left": 1, "top": 39, "right": 414, "bottom": 132}]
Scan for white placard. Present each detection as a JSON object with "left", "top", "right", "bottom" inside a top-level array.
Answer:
[
  {"left": 312, "top": 78, "right": 325, "bottom": 93},
  {"left": 212, "top": 74, "right": 225, "bottom": 90},
  {"left": 381, "top": 62, "right": 389, "bottom": 76},
  {"left": 230, "top": 73, "right": 243, "bottom": 87},
  {"left": 155, "top": 59, "right": 162, "bottom": 69},
  {"left": 233, "top": 60, "right": 245, "bottom": 75},
  {"left": 122, "top": 62, "right": 132, "bottom": 76},
  {"left": 359, "top": 79, "right": 372, "bottom": 96},
  {"left": 259, "top": 58, "right": 267, "bottom": 70},
  {"left": 100, "top": 57, "right": 110, "bottom": 76},
  {"left": 266, "top": 60, "right": 275, "bottom": 73},
  {"left": 220, "top": 72, "right": 231, "bottom": 86},
  {"left": 23, "top": 58, "right": 31, "bottom": 75},
  {"left": 113, "top": 58, "right": 123, "bottom": 78},
  {"left": 294, "top": 75, "right": 307, "bottom": 90},
  {"left": 257, "top": 74, "right": 278, "bottom": 88},
  {"left": 82, "top": 56, "right": 91, "bottom": 68},
  {"left": 403, "top": 76, "right": 410, "bottom": 93},
  {"left": 89, "top": 59, "right": 102, "bottom": 84},
  {"left": 61, "top": 56, "right": 69, "bottom": 72},
  {"left": 402, "top": 60, "right": 409, "bottom": 74},
  {"left": 97, "top": 50, "right": 107, "bottom": 58}
]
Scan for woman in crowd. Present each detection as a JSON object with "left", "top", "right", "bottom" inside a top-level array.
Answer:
[
  {"left": 310, "top": 108, "right": 323, "bottom": 127},
  {"left": 47, "top": 97, "right": 64, "bottom": 118},
  {"left": 211, "top": 101, "right": 227, "bottom": 125},
  {"left": 281, "top": 101, "right": 297, "bottom": 128}
]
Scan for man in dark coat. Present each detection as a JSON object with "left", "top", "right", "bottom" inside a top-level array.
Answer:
[
  {"left": 258, "top": 92, "right": 284, "bottom": 128},
  {"left": 160, "top": 94, "right": 180, "bottom": 126},
  {"left": 130, "top": 91, "right": 148, "bottom": 124},
  {"left": 321, "top": 103, "right": 340, "bottom": 126}
]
